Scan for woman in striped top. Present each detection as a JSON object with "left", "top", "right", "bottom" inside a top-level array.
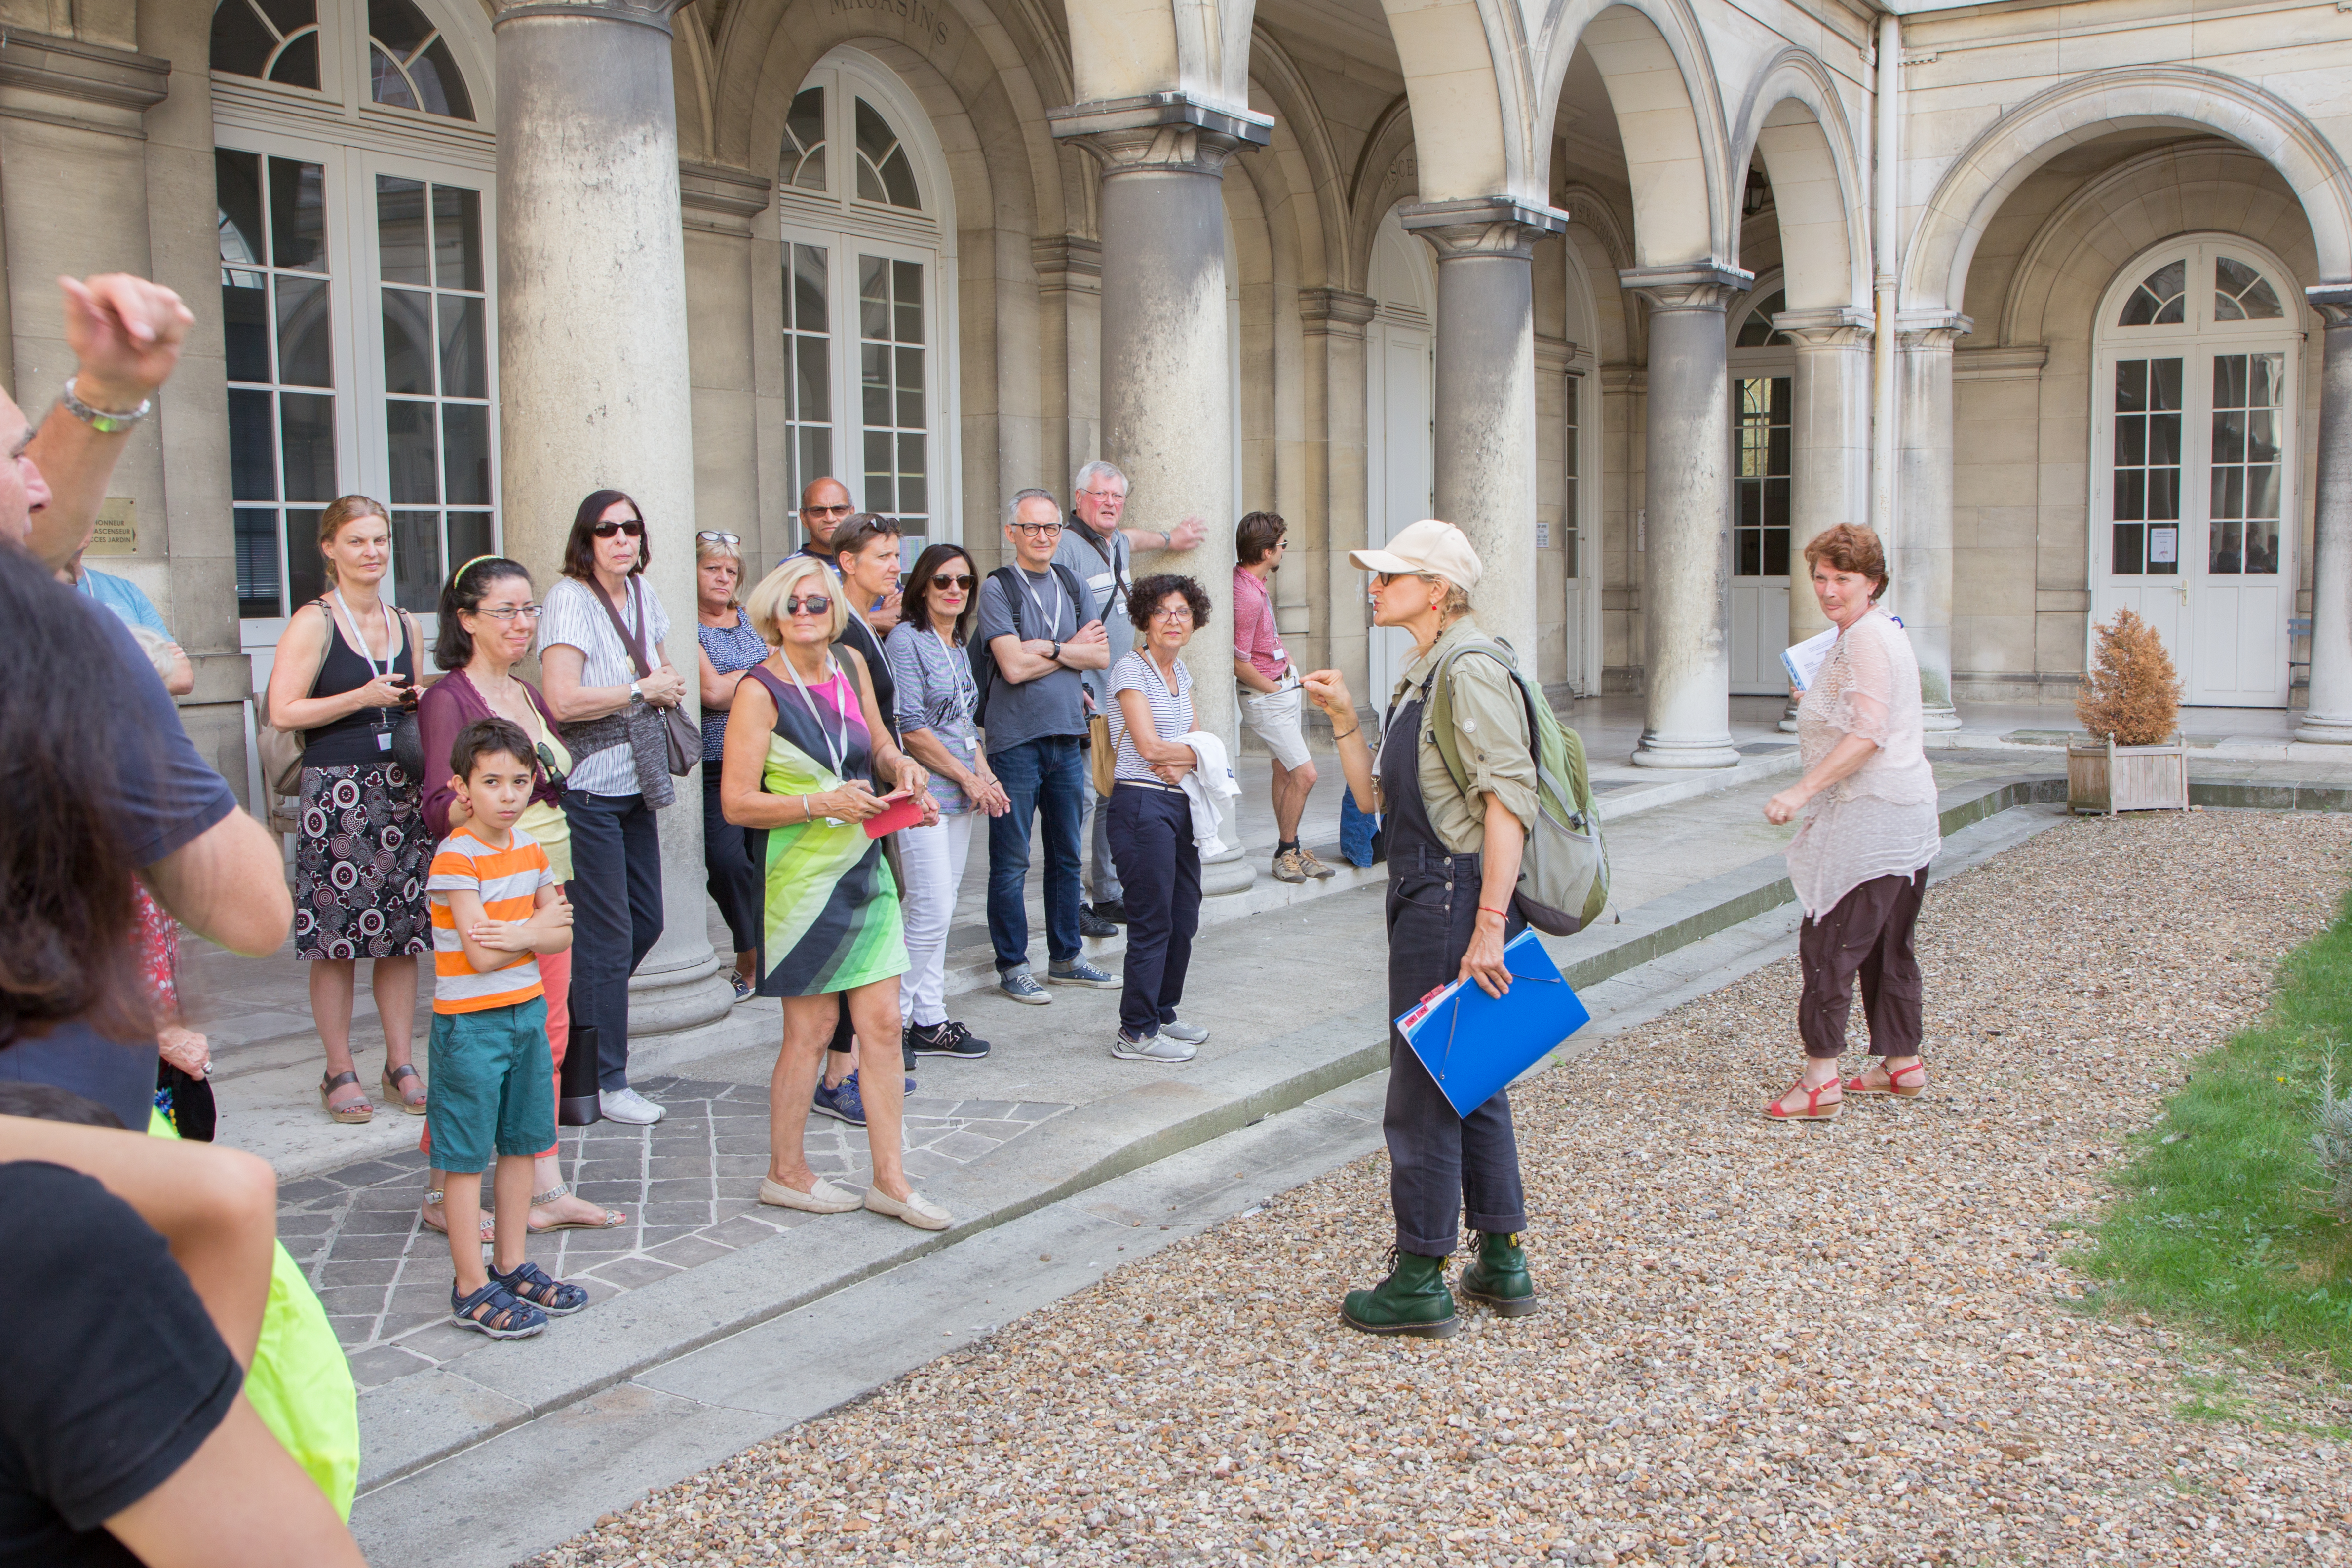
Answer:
[{"left": 1102, "top": 574, "right": 1215, "bottom": 1065}]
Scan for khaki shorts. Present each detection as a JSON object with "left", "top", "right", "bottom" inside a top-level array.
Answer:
[{"left": 1239, "top": 681, "right": 1313, "bottom": 771}]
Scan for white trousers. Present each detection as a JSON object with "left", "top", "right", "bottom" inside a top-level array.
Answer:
[{"left": 897, "top": 809, "right": 974, "bottom": 1027}]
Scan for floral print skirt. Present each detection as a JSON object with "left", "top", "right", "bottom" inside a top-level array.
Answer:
[{"left": 293, "top": 762, "right": 431, "bottom": 960}]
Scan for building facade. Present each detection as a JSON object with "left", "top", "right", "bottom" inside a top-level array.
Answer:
[{"left": 10, "top": 0, "right": 2352, "bottom": 1020}]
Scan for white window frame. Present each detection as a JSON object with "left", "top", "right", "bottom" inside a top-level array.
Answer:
[{"left": 770, "top": 48, "right": 960, "bottom": 548}]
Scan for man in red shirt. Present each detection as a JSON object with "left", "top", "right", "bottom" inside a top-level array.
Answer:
[{"left": 1232, "top": 511, "right": 1333, "bottom": 883}]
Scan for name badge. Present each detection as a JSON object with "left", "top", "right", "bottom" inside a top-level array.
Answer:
[{"left": 377, "top": 731, "right": 393, "bottom": 752}]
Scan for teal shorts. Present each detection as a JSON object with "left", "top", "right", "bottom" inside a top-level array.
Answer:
[{"left": 424, "top": 996, "right": 553, "bottom": 1175}]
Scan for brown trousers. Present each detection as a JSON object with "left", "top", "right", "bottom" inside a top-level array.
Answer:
[{"left": 1797, "top": 867, "right": 1928, "bottom": 1060}]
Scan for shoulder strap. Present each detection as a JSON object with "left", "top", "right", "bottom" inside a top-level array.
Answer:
[
  {"left": 1052, "top": 562, "right": 1089, "bottom": 625},
  {"left": 586, "top": 575, "right": 654, "bottom": 679},
  {"left": 1421, "top": 637, "right": 1521, "bottom": 800}
]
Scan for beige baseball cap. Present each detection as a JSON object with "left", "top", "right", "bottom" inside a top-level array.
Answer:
[{"left": 1348, "top": 518, "right": 1482, "bottom": 591}]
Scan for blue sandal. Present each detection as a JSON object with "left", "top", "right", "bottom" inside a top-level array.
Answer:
[
  {"left": 452, "top": 1279, "right": 546, "bottom": 1339},
  {"left": 492, "top": 1260, "right": 588, "bottom": 1316}
]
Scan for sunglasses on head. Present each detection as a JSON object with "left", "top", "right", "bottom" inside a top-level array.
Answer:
[
  {"left": 591, "top": 518, "right": 645, "bottom": 538},
  {"left": 785, "top": 594, "right": 833, "bottom": 616},
  {"left": 696, "top": 530, "right": 740, "bottom": 546}
]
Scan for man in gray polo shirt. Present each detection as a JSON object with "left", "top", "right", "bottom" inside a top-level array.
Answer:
[
  {"left": 1054, "top": 459, "right": 1205, "bottom": 928},
  {"left": 979, "top": 489, "right": 1118, "bottom": 1003}
]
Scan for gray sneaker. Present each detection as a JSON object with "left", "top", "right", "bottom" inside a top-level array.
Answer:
[
  {"left": 1159, "top": 1017, "right": 1210, "bottom": 1045},
  {"left": 1110, "top": 1030, "right": 1197, "bottom": 1064},
  {"left": 999, "top": 968, "right": 1052, "bottom": 1005},
  {"left": 1047, "top": 957, "right": 1119, "bottom": 989}
]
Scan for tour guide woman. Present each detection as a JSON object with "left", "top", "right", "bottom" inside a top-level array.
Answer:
[
  {"left": 1302, "top": 517, "right": 1541, "bottom": 1338},
  {"left": 1760, "top": 523, "right": 1940, "bottom": 1120},
  {"left": 721, "top": 555, "right": 950, "bottom": 1231}
]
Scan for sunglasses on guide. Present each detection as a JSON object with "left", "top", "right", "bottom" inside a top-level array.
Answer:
[{"left": 591, "top": 518, "right": 645, "bottom": 538}]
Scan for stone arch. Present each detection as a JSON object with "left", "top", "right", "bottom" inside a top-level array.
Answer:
[
  {"left": 1533, "top": 0, "right": 1732, "bottom": 265},
  {"left": 1245, "top": 27, "right": 1352, "bottom": 290},
  {"left": 1368, "top": 0, "right": 1539, "bottom": 204},
  {"left": 1064, "top": 0, "right": 1253, "bottom": 110},
  {"left": 1346, "top": 95, "right": 1420, "bottom": 294},
  {"left": 1729, "top": 50, "right": 1867, "bottom": 311},
  {"left": 1903, "top": 66, "right": 2352, "bottom": 314}
]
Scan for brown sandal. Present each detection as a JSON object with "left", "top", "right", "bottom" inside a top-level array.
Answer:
[
  {"left": 382, "top": 1062, "right": 428, "bottom": 1115},
  {"left": 321, "top": 1070, "right": 374, "bottom": 1124}
]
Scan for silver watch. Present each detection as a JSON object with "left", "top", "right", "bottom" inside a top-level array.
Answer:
[
  {"left": 60, "top": 377, "right": 152, "bottom": 435},
  {"left": 629, "top": 680, "right": 643, "bottom": 701}
]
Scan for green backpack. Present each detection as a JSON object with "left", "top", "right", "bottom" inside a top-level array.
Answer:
[{"left": 1419, "top": 634, "right": 1610, "bottom": 935}]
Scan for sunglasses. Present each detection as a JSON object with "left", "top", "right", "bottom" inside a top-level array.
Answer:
[
  {"left": 696, "top": 530, "right": 740, "bottom": 546},
  {"left": 591, "top": 519, "right": 645, "bottom": 538},
  {"left": 804, "top": 503, "right": 853, "bottom": 517},
  {"left": 785, "top": 594, "right": 833, "bottom": 616},
  {"left": 931, "top": 574, "right": 976, "bottom": 592},
  {"left": 535, "top": 741, "right": 569, "bottom": 791}
]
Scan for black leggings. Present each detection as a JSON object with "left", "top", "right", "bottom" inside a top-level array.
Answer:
[{"left": 1798, "top": 868, "right": 1928, "bottom": 1059}]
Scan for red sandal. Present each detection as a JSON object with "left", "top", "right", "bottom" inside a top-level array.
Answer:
[
  {"left": 1763, "top": 1079, "right": 1843, "bottom": 1121},
  {"left": 1844, "top": 1060, "right": 1928, "bottom": 1098}
]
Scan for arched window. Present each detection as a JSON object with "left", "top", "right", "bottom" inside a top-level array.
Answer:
[
  {"left": 2092, "top": 237, "right": 2301, "bottom": 707},
  {"left": 212, "top": 0, "right": 496, "bottom": 647},
  {"left": 775, "top": 52, "right": 955, "bottom": 550}
]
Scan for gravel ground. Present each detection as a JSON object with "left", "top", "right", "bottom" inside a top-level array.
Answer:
[{"left": 531, "top": 812, "right": 2352, "bottom": 1568}]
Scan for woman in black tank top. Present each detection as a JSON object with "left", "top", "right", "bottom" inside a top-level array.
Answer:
[{"left": 262, "top": 497, "right": 432, "bottom": 1125}]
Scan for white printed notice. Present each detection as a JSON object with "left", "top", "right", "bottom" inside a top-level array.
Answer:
[
  {"left": 2149, "top": 525, "right": 2178, "bottom": 564},
  {"left": 1781, "top": 626, "right": 1838, "bottom": 692}
]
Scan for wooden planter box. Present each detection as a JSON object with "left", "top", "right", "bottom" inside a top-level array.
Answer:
[{"left": 2067, "top": 735, "right": 2190, "bottom": 815}]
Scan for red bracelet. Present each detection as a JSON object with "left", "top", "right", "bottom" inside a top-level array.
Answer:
[{"left": 1479, "top": 905, "right": 1508, "bottom": 919}]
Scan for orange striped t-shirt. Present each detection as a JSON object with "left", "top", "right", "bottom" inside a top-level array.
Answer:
[{"left": 428, "top": 824, "right": 556, "bottom": 1014}]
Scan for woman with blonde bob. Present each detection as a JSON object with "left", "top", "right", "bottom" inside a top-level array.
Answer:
[
  {"left": 264, "top": 495, "right": 430, "bottom": 1125},
  {"left": 721, "top": 556, "right": 949, "bottom": 1231},
  {"left": 1760, "top": 523, "right": 1941, "bottom": 1120}
]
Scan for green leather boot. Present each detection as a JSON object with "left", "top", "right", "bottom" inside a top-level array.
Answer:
[
  {"left": 1455, "top": 1231, "right": 1539, "bottom": 1316},
  {"left": 1340, "top": 1249, "right": 1459, "bottom": 1338}
]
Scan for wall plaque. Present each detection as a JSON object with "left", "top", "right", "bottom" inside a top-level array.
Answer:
[{"left": 86, "top": 497, "right": 138, "bottom": 556}]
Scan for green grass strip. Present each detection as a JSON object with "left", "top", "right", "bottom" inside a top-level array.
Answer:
[{"left": 2077, "top": 891, "right": 2352, "bottom": 1378}]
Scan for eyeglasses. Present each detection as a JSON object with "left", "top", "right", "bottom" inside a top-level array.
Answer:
[
  {"left": 1012, "top": 522, "right": 1064, "bottom": 537},
  {"left": 696, "top": 531, "right": 740, "bottom": 546},
  {"left": 784, "top": 594, "right": 833, "bottom": 616},
  {"left": 1151, "top": 604, "right": 1194, "bottom": 621},
  {"left": 803, "top": 503, "right": 853, "bottom": 517},
  {"left": 472, "top": 603, "right": 544, "bottom": 622},
  {"left": 932, "top": 574, "right": 976, "bottom": 591},
  {"left": 1078, "top": 489, "right": 1126, "bottom": 503},
  {"left": 591, "top": 519, "right": 645, "bottom": 538}
]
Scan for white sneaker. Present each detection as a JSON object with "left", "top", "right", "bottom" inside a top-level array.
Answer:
[
  {"left": 1110, "top": 1030, "right": 1197, "bottom": 1064},
  {"left": 598, "top": 1086, "right": 666, "bottom": 1124},
  {"left": 1160, "top": 1017, "right": 1210, "bottom": 1045}
]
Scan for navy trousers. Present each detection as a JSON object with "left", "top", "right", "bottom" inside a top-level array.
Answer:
[
  {"left": 1104, "top": 784, "right": 1200, "bottom": 1037},
  {"left": 562, "top": 789, "right": 664, "bottom": 1091}
]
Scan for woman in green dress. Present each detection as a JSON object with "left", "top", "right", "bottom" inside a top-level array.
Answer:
[{"left": 721, "top": 555, "right": 948, "bottom": 1231}]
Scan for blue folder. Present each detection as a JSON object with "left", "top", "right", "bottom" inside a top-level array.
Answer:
[{"left": 1393, "top": 929, "right": 1591, "bottom": 1118}]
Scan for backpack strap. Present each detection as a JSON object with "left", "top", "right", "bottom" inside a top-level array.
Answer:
[{"left": 1420, "top": 635, "right": 1517, "bottom": 802}]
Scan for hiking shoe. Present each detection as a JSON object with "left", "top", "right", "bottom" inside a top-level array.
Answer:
[
  {"left": 812, "top": 1072, "right": 868, "bottom": 1127},
  {"left": 1272, "top": 848, "right": 1308, "bottom": 883},
  {"left": 1159, "top": 1017, "right": 1209, "bottom": 1045},
  {"left": 1079, "top": 905, "right": 1118, "bottom": 938},
  {"left": 1456, "top": 1230, "right": 1540, "bottom": 1317},
  {"left": 1110, "top": 1030, "right": 1197, "bottom": 1064},
  {"left": 907, "top": 1019, "right": 991, "bottom": 1060},
  {"left": 598, "top": 1087, "right": 665, "bottom": 1125},
  {"left": 1089, "top": 899, "right": 1130, "bottom": 925},
  {"left": 1341, "top": 1249, "right": 1460, "bottom": 1338},
  {"left": 999, "top": 968, "right": 1051, "bottom": 1005},
  {"left": 451, "top": 1279, "right": 546, "bottom": 1340},
  {"left": 1048, "top": 957, "right": 1119, "bottom": 989},
  {"left": 1297, "top": 847, "right": 1338, "bottom": 880}
]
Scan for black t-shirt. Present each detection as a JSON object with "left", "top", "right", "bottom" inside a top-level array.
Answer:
[
  {"left": 0, "top": 604, "right": 238, "bottom": 1131},
  {"left": 0, "top": 1161, "right": 243, "bottom": 1565}
]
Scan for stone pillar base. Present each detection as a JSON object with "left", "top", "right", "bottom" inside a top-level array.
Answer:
[
  {"left": 1631, "top": 734, "right": 1740, "bottom": 769},
  {"left": 623, "top": 944, "right": 735, "bottom": 1038},
  {"left": 1201, "top": 845, "right": 1258, "bottom": 897},
  {"left": 2294, "top": 713, "right": 2352, "bottom": 744},
  {"left": 1923, "top": 706, "right": 1962, "bottom": 732}
]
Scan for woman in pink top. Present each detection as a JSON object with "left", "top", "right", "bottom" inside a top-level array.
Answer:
[{"left": 1761, "top": 524, "right": 1941, "bottom": 1120}]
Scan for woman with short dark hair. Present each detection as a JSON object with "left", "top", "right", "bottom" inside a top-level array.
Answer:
[
  {"left": 1102, "top": 573, "right": 1217, "bottom": 1065},
  {"left": 887, "top": 543, "right": 1009, "bottom": 1064},
  {"left": 1761, "top": 523, "right": 1940, "bottom": 1119},
  {"left": 537, "top": 489, "right": 689, "bottom": 1126}
]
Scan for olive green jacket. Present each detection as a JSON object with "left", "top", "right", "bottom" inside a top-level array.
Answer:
[{"left": 1375, "top": 616, "right": 1539, "bottom": 854}]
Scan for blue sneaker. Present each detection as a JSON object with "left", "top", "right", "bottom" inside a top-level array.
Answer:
[
  {"left": 812, "top": 1071, "right": 868, "bottom": 1127},
  {"left": 1047, "top": 957, "right": 1119, "bottom": 989},
  {"left": 1000, "top": 968, "right": 1051, "bottom": 1005}
]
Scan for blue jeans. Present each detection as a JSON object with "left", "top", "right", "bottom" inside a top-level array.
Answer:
[{"left": 985, "top": 735, "right": 1087, "bottom": 974}]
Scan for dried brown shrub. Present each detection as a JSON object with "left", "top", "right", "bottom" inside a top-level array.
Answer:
[{"left": 2076, "top": 607, "right": 2181, "bottom": 746}]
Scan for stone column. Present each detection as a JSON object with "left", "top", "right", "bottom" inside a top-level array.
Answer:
[
  {"left": 1775, "top": 307, "right": 1875, "bottom": 730},
  {"left": 1897, "top": 311, "right": 1969, "bottom": 730},
  {"left": 1053, "top": 93, "right": 1268, "bottom": 892},
  {"left": 2298, "top": 289, "right": 2352, "bottom": 742},
  {"left": 1299, "top": 286, "right": 1376, "bottom": 711},
  {"left": 1032, "top": 234, "right": 1104, "bottom": 574},
  {"left": 495, "top": 0, "right": 733, "bottom": 1037},
  {"left": 1398, "top": 198, "right": 1567, "bottom": 664},
  {"left": 1623, "top": 265, "right": 1750, "bottom": 768}
]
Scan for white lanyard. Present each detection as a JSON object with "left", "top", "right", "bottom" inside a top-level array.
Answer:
[
  {"left": 330, "top": 588, "right": 398, "bottom": 744},
  {"left": 934, "top": 627, "right": 976, "bottom": 742},
  {"left": 1015, "top": 567, "right": 1063, "bottom": 636},
  {"left": 782, "top": 653, "right": 852, "bottom": 780}
]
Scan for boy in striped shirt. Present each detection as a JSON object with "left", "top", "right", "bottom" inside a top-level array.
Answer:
[{"left": 427, "top": 717, "right": 583, "bottom": 1339}]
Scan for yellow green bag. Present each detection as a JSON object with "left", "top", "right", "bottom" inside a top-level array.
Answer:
[{"left": 148, "top": 1111, "right": 360, "bottom": 1519}]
